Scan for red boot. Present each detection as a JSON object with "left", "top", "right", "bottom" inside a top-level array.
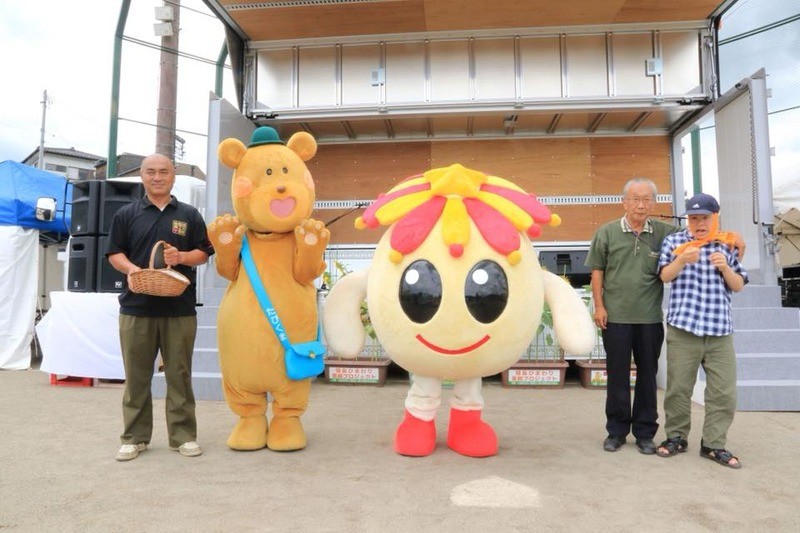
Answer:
[
  {"left": 394, "top": 410, "right": 436, "bottom": 456},
  {"left": 446, "top": 408, "right": 498, "bottom": 457}
]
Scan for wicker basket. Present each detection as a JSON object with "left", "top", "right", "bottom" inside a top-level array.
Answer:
[{"left": 128, "top": 241, "right": 190, "bottom": 297}]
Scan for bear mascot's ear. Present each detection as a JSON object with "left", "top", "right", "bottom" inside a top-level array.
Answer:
[
  {"left": 218, "top": 138, "right": 248, "bottom": 169},
  {"left": 287, "top": 132, "right": 317, "bottom": 162}
]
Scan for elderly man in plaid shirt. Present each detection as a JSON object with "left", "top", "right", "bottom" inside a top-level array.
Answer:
[{"left": 655, "top": 193, "right": 748, "bottom": 469}]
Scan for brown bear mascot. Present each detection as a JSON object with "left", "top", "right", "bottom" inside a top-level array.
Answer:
[{"left": 208, "top": 126, "right": 329, "bottom": 451}]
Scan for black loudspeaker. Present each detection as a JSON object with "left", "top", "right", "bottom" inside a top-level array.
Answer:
[
  {"left": 67, "top": 236, "right": 97, "bottom": 292},
  {"left": 99, "top": 181, "right": 144, "bottom": 235},
  {"left": 97, "top": 236, "right": 127, "bottom": 293},
  {"left": 538, "top": 250, "right": 591, "bottom": 288},
  {"left": 538, "top": 250, "right": 590, "bottom": 276},
  {"left": 70, "top": 180, "right": 102, "bottom": 236}
]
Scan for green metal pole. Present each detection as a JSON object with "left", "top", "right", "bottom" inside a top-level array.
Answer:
[
  {"left": 108, "top": 0, "right": 131, "bottom": 179},
  {"left": 690, "top": 126, "right": 702, "bottom": 195},
  {"left": 215, "top": 41, "right": 228, "bottom": 97}
]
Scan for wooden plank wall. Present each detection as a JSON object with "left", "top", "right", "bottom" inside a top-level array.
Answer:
[{"left": 309, "top": 136, "right": 673, "bottom": 245}]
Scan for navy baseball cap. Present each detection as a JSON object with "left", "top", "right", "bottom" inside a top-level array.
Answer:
[{"left": 684, "top": 193, "right": 720, "bottom": 215}]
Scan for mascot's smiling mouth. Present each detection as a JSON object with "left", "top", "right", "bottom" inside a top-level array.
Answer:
[
  {"left": 415, "top": 334, "right": 490, "bottom": 355},
  {"left": 270, "top": 197, "right": 296, "bottom": 218}
]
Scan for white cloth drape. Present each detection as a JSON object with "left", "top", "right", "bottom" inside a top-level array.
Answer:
[
  {"left": 37, "top": 291, "right": 124, "bottom": 379},
  {"left": 0, "top": 226, "right": 38, "bottom": 369}
]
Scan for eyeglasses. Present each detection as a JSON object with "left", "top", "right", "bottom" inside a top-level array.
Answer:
[{"left": 626, "top": 196, "right": 654, "bottom": 206}]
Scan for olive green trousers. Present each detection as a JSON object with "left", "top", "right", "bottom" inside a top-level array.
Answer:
[
  {"left": 119, "top": 314, "right": 198, "bottom": 448},
  {"left": 663, "top": 325, "right": 737, "bottom": 449}
]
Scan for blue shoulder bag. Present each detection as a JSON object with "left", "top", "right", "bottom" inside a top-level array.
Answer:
[{"left": 240, "top": 235, "right": 325, "bottom": 380}]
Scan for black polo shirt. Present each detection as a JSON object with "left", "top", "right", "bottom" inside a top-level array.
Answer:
[{"left": 106, "top": 195, "right": 214, "bottom": 317}]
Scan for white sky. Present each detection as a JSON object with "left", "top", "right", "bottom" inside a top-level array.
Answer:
[{"left": 0, "top": 0, "right": 230, "bottom": 170}]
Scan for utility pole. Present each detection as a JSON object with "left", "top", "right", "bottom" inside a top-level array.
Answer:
[
  {"left": 38, "top": 89, "right": 49, "bottom": 169},
  {"left": 155, "top": 0, "right": 180, "bottom": 160}
]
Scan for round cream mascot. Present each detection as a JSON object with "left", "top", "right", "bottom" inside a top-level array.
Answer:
[{"left": 323, "top": 164, "right": 595, "bottom": 458}]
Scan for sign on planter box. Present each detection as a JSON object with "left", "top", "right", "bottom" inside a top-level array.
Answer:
[
  {"left": 589, "top": 369, "right": 637, "bottom": 387},
  {"left": 506, "top": 367, "right": 562, "bottom": 386},
  {"left": 327, "top": 365, "right": 381, "bottom": 384}
]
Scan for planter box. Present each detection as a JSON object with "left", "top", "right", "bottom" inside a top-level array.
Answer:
[
  {"left": 575, "top": 359, "right": 637, "bottom": 389},
  {"left": 500, "top": 360, "right": 568, "bottom": 388},
  {"left": 324, "top": 357, "right": 391, "bottom": 386}
]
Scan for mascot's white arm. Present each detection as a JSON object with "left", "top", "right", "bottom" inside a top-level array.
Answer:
[
  {"left": 322, "top": 269, "right": 368, "bottom": 358},
  {"left": 542, "top": 271, "right": 596, "bottom": 356}
]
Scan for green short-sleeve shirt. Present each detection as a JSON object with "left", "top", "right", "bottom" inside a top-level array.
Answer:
[{"left": 585, "top": 217, "right": 678, "bottom": 323}]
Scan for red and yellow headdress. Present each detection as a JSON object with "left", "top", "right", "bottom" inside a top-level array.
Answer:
[{"left": 355, "top": 163, "right": 560, "bottom": 266}]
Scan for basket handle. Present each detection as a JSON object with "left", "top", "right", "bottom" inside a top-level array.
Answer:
[{"left": 149, "top": 240, "right": 172, "bottom": 270}]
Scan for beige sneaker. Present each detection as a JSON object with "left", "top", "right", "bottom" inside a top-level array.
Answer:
[
  {"left": 170, "top": 441, "right": 202, "bottom": 457},
  {"left": 116, "top": 443, "right": 147, "bottom": 461}
]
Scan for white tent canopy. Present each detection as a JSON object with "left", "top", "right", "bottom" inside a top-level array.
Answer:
[{"left": 773, "top": 181, "right": 800, "bottom": 268}]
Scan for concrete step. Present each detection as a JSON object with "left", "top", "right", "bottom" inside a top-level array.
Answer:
[
  {"left": 735, "top": 353, "right": 800, "bottom": 380},
  {"left": 731, "top": 284, "right": 781, "bottom": 308},
  {"left": 191, "top": 348, "right": 221, "bottom": 373},
  {"left": 736, "top": 380, "right": 800, "bottom": 411},
  {"left": 152, "top": 371, "right": 225, "bottom": 402},
  {"left": 196, "top": 305, "right": 219, "bottom": 327},
  {"left": 733, "top": 329, "right": 800, "bottom": 353},
  {"left": 201, "top": 286, "right": 227, "bottom": 306},
  {"left": 195, "top": 325, "right": 218, "bottom": 348},
  {"left": 732, "top": 307, "right": 800, "bottom": 330}
]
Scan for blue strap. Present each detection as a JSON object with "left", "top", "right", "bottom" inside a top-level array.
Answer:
[{"left": 240, "top": 234, "right": 321, "bottom": 348}]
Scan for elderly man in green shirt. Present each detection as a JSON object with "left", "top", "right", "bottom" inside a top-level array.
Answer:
[
  {"left": 586, "top": 178, "right": 674, "bottom": 455},
  {"left": 586, "top": 178, "right": 744, "bottom": 455}
]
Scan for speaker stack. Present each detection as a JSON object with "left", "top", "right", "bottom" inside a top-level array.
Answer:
[{"left": 68, "top": 180, "right": 145, "bottom": 293}]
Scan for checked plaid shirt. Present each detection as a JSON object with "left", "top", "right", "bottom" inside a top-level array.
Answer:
[{"left": 658, "top": 229, "right": 748, "bottom": 337}]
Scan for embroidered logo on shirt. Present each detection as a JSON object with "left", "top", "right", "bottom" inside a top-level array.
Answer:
[{"left": 172, "top": 220, "right": 188, "bottom": 236}]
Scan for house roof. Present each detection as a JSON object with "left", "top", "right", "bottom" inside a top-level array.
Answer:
[{"left": 21, "top": 147, "right": 104, "bottom": 165}]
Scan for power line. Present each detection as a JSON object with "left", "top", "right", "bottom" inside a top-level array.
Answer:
[
  {"left": 119, "top": 117, "right": 208, "bottom": 138},
  {"left": 122, "top": 35, "right": 231, "bottom": 68},
  {"left": 719, "top": 12, "right": 800, "bottom": 46},
  {"left": 163, "top": 0, "right": 218, "bottom": 19},
  {"left": 695, "top": 104, "right": 800, "bottom": 132}
]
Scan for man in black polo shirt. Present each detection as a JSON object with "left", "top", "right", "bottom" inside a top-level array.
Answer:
[{"left": 106, "top": 153, "right": 214, "bottom": 461}]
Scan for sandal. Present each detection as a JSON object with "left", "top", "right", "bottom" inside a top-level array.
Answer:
[
  {"left": 700, "top": 443, "right": 742, "bottom": 469},
  {"left": 656, "top": 436, "right": 688, "bottom": 457}
]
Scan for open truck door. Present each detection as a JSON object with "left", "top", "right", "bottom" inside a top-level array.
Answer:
[
  {"left": 671, "top": 69, "right": 777, "bottom": 285},
  {"left": 204, "top": 94, "right": 255, "bottom": 289}
]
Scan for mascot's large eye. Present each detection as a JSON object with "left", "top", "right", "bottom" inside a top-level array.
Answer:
[
  {"left": 282, "top": 167, "right": 288, "bottom": 174},
  {"left": 399, "top": 260, "right": 442, "bottom": 324},
  {"left": 266, "top": 168, "right": 273, "bottom": 176},
  {"left": 464, "top": 260, "right": 508, "bottom": 324}
]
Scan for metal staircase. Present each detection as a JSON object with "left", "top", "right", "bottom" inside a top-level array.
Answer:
[
  {"left": 690, "top": 284, "right": 800, "bottom": 411},
  {"left": 151, "top": 286, "right": 226, "bottom": 401}
]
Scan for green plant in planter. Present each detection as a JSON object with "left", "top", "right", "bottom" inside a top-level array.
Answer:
[{"left": 526, "top": 301, "right": 561, "bottom": 362}]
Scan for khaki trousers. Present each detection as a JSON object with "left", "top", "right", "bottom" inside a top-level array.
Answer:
[
  {"left": 119, "top": 314, "right": 198, "bottom": 448},
  {"left": 663, "top": 325, "right": 737, "bottom": 449}
]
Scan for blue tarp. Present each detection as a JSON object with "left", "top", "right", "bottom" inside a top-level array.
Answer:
[{"left": 0, "top": 160, "right": 72, "bottom": 234}]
